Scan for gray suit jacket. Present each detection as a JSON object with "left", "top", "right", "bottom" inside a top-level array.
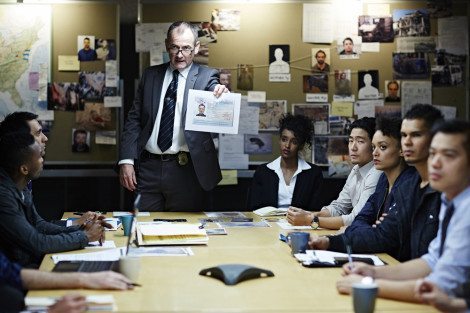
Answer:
[{"left": 120, "top": 62, "right": 222, "bottom": 191}]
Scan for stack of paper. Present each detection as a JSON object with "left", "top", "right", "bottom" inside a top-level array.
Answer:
[
  {"left": 25, "top": 295, "right": 116, "bottom": 311},
  {"left": 253, "top": 206, "right": 287, "bottom": 217},
  {"left": 51, "top": 248, "right": 125, "bottom": 264},
  {"left": 137, "top": 222, "right": 208, "bottom": 245}
]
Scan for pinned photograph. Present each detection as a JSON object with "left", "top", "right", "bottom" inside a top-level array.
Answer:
[
  {"left": 326, "top": 136, "right": 352, "bottom": 177},
  {"left": 259, "top": 100, "right": 287, "bottom": 131},
  {"left": 384, "top": 80, "right": 401, "bottom": 102},
  {"left": 303, "top": 74, "right": 328, "bottom": 93},
  {"left": 375, "top": 105, "right": 401, "bottom": 119},
  {"left": 393, "top": 9, "right": 430, "bottom": 37},
  {"left": 71, "top": 128, "right": 90, "bottom": 153},
  {"left": 292, "top": 103, "right": 329, "bottom": 135},
  {"left": 358, "top": 15, "right": 394, "bottom": 42},
  {"left": 392, "top": 52, "right": 430, "bottom": 79},
  {"left": 311, "top": 48, "right": 330, "bottom": 73},
  {"left": 237, "top": 64, "right": 254, "bottom": 91},
  {"left": 334, "top": 70, "right": 353, "bottom": 98},
  {"left": 431, "top": 51, "right": 466, "bottom": 87},
  {"left": 95, "top": 39, "right": 116, "bottom": 61},
  {"left": 219, "top": 69, "right": 232, "bottom": 91},
  {"left": 313, "top": 136, "right": 351, "bottom": 176},
  {"left": 358, "top": 70, "right": 380, "bottom": 100},
  {"left": 427, "top": 0, "right": 452, "bottom": 18},
  {"left": 329, "top": 116, "right": 355, "bottom": 136},
  {"left": 75, "top": 102, "right": 112, "bottom": 131},
  {"left": 269, "top": 45, "right": 291, "bottom": 82},
  {"left": 244, "top": 133, "right": 272, "bottom": 154},
  {"left": 211, "top": 9, "right": 241, "bottom": 31},
  {"left": 78, "top": 71, "right": 106, "bottom": 103},
  {"left": 48, "top": 82, "right": 81, "bottom": 111},
  {"left": 193, "top": 21, "right": 217, "bottom": 44},
  {"left": 337, "top": 36, "right": 361, "bottom": 59},
  {"left": 77, "top": 35, "right": 96, "bottom": 62},
  {"left": 269, "top": 45, "right": 290, "bottom": 74},
  {"left": 190, "top": 21, "right": 216, "bottom": 65}
]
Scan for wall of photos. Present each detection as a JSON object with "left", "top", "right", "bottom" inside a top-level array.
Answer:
[
  {"left": 48, "top": 2, "right": 118, "bottom": 163},
  {"left": 141, "top": 1, "right": 468, "bottom": 172}
]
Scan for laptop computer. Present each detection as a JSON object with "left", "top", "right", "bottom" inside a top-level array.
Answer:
[{"left": 52, "top": 196, "right": 140, "bottom": 273}]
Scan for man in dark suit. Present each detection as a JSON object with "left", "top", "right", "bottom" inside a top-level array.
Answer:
[{"left": 119, "top": 21, "right": 228, "bottom": 212}]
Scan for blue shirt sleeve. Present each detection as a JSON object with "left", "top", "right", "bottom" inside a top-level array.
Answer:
[{"left": 423, "top": 188, "right": 470, "bottom": 299}]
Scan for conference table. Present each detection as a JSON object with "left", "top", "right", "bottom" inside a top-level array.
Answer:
[{"left": 30, "top": 212, "right": 437, "bottom": 312}]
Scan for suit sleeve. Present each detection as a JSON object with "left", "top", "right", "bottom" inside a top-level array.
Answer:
[
  {"left": 119, "top": 70, "right": 147, "bottom": 160},
  {"left": 0, "top": 197, "right": 88, "bottom": 256},
  {"left": 204, "top": 68, "right": 220, "bottom": 91}
]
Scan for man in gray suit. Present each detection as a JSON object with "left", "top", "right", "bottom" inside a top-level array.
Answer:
[{"left": 119, "top": 21, "right": 228, "bottom": 211}]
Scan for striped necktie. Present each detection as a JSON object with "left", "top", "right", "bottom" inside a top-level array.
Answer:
[{"left": 157, "top": 69, "right": 179, "bottom": 152}]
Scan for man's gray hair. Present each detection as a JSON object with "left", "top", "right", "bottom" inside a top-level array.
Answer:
[{"left": 167, "top": 21, "right": 199, "bottom": 45}]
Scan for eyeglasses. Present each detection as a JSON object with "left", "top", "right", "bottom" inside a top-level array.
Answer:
[{"left": 168, "top": 45, "right": 194, "bottom": 56}]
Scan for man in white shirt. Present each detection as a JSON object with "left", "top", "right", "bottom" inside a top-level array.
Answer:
[
  {"left": 287, "top": 117, "right": 381, "bottom": 229},
  {"left": 119, "top": 22, "right": 228, "bottom": 211}
]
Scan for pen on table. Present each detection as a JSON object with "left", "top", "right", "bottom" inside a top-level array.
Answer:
[
  {"left": 129, "top": 283, "right": 142, "bottom": 287},
  {"left": 346, "top": 243, "right": 354, "bottom": 270}
]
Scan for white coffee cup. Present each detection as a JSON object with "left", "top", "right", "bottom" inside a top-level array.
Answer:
[{"left": 119, "top": 256, "right": 140, "bottom": 283}]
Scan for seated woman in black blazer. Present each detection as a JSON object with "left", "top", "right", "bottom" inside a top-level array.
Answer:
[{"left": 248, "top": 113, "right": 323, "bottom": 211}]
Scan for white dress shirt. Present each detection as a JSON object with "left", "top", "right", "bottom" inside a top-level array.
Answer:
[
  {"left": 119, "top": 65, "right": 190, "bottom": 166},
  {"left": 267, "top": 157, "right": 311, "bottom": 208},
  {"left": 323, "top": 161, "right": 381, "bottom": 225},
  {"left": 145, "top": 65, "right": 190, "bottom": 154}
]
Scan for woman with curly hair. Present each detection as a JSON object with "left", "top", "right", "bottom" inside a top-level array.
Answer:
[{"left": 248, "top": 113, "right": 323, "bottom": 211}]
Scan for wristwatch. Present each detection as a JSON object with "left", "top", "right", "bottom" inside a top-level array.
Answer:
[{"left": 311, "top": 216, "right": 319, "bottom": 230}]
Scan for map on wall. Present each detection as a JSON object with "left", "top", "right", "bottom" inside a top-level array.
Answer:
[{"left": 0, "top": 5, "right": 53, "bottom": 120}]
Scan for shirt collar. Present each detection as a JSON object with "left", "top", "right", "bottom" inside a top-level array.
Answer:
[
  {"left": 169, "top": 63, "right": 192, "bottom": 80},
  {"left": 267, "top": 156, "right": 311, "bottom": 174},
  {"left": 357, "top": 160, "right": 375, "bottom": 178},
  {"left": 441, "top": 185, "right": 470, "bottom": 209}
]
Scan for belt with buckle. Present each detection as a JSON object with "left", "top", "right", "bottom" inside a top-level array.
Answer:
[{"left": 142, "top": 150, "right": 189, "bottom": 165}]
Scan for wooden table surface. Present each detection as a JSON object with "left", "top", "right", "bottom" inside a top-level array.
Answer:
[{"left": 29, "top": 212, "right": 436, "bottom": 312}]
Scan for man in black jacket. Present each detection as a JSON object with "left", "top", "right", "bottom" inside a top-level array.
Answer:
[
  {"left": 309, "top": 104, "right": 443, "bottom": 261},
  {"left": 0, "top": 111, "right": 106, "bottom": 227},
  {"left": 0, "top": 133, "right": 104, "bottom": 267}
]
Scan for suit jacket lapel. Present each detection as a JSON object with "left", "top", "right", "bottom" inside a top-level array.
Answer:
[
  {"left": 152, "top": 63, "right": 170, "bottom": 124},
  {"left": 182, "top": 63, "right": 199, "bottom": 127}
]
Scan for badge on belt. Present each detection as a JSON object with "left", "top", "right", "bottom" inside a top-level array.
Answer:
[{"left": 178, "top": 152, "right": 188, "bottom": 166}]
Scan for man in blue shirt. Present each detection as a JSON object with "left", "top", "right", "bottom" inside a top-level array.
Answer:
[
  {"left": 337, "top": 119, "right": 470, "bottom": 306},
  {"left": 77, "top": 37, "right": 97, "bottom": 61},
  {"left": 0, "top": 250, "right": 132, "bottom": 312}
]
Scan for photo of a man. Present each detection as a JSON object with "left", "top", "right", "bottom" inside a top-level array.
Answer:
[
  {"left": 77, "top": 35, "right": 97, "bottom": 62},
  {"left": 219, "top": 69, "right": 232, "bottom": 91},
  {"left": 196, "top": 103, "right": 206, "bottom": 117},
  {"left": 72, "top": 129, "right": 90, "bottom": 153},
  {"left": 337, "top": 36, "right": 361, "bottom": 59},
  {"left": 385, "top": 80, "right": 401, "bottom": 102},
  {"left": 311, "top": 48, "right": 330, "bottom": 73}
]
